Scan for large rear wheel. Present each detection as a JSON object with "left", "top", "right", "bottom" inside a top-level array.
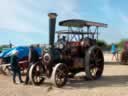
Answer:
[{"left": 85, "top": 46, "right": 104, "bottom": 80}]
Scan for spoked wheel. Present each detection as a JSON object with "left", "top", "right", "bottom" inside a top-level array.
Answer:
[
  {"left": 0, "top": 65, "right": 12, "bottom": 75},
  {"left": 51, "top": 63, "right": 68, "bottom": 88},
  {"left": 29, "top": 62, "right": 45, "bottom": 85},
  {"left": 85, "top": 46, "right": 104, "bottom": 80}
]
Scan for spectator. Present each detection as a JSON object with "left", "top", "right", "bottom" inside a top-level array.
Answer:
[
  {"left": 36, "top": 44, "right": 40, "bottom": 48},
  {"left": 10, "top": 50, "right": 23, "bottom": 84},
  {"left": 24, "top": 45, "right": 39, "bottom": 84},
  {"left": 111, "top": 43, "right": 117, "bottom": 61}
]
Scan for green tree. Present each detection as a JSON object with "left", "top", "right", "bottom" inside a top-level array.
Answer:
[
  {"left": 96, "top": 40, "right": 108, "bottom": 49},
  {"left": 117, "top": 39, "right": 128, "bottom": 48},
  {"left": 0, "top": 45, "right": 10, "bottom": 51}
]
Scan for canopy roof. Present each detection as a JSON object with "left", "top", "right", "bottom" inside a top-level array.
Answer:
[
  {"left": 59, "top": 19, "right": 107, "bottom": 28},
  {"left": 56, "top": 30, "right": 95, "bottom": 35}
]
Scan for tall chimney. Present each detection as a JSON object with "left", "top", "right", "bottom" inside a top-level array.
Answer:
[{"left": 48, "top": 13, "right": 57, "bottom": 48}]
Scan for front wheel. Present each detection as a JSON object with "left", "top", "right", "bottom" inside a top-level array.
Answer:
[
  {"left": 85, "top": 46, "right": 104, "bottom": 80},
  {"left": 51, "top": 63, "right": 68, "bottom": 88},
  {"left": 29, "top": 62, "right": 45, "bottom": 85}
]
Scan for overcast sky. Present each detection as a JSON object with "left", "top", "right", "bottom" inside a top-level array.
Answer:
[{"left": 0, "top": 0, "right": 128, "bottom": 45}]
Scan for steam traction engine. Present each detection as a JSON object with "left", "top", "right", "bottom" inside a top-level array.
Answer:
[
  {"left": 120, "top": 41, "right": 128, "bottom": 64},
  {"left": 29, "top": 13, "right": 107, "bottom": 87}
]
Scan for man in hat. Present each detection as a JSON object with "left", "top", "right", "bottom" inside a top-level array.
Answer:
[
  {"left": 10, "top": 50, "right": 23, "bottom": 84},
  {"left": 24, "top": 45, "right": 39, "bottom": 84}
]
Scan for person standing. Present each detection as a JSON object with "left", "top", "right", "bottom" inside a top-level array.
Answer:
[
  {"left": 111, "top": 43, "right": 117, "bottom": 61},
  {"left": 24, "top": 45, "right": 39, "bottom": 84},
  {"left": 10, "top": 50, "right": 23, "bottom": 84}
]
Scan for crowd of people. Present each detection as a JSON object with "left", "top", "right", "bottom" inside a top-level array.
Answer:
[{"left": 10, "top": 45, "right": 40, "bottom": 84}]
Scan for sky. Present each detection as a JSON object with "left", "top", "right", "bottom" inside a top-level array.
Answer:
[{"left": 0, "top": 0, "right": 128, "bottom": 45}]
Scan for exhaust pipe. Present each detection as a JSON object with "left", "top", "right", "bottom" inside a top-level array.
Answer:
[{"left": 48, "top": 13, "right": 57, "bottom": 48}]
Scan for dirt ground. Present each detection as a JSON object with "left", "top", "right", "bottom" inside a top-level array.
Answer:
[{"left": 1, "top": 53, "right": 128, "bottom": 96}]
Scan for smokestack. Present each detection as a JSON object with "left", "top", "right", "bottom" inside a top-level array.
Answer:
[{"left": 48, "top": 13, "right": 57, "bottom": 48}]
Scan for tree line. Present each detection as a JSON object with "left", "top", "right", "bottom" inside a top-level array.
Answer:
[
  {"left": 0, "top": 39, "right": 127, "bottom": 52},
  {"left": 97, "top": 39, "right": 128, "bottom": 51}
]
